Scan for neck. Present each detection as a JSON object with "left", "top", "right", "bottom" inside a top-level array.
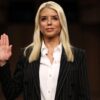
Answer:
[{"left": 44, "top": 37, "right": 60, "bottom": 50}]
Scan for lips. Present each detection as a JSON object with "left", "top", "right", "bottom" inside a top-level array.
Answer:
[{"left": 46, "top": 28, "right": 54, "bottom": 32}]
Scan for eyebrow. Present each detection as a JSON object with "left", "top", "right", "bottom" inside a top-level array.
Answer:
[{"left": 40, "top": 15, "right": 59, "bottom": 17}]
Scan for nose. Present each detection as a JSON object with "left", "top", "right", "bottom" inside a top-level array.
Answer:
[{"left": 47, "top": 18, "right": 52, "bottom": 25}]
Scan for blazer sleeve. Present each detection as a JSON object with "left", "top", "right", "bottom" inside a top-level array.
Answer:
[
  {"left": 78, "top": 50, "right": 90, "bottom": 100},
  {"left": 0, "top": 56, "right": 25, "bottom": 100}
]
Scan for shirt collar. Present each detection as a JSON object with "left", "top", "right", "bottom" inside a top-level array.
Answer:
[
  {"left": 41, "top": 41, "right": 62, "bottom": 56},
  {"left": 41, "top": 41, "right": 48, "bottom": 56}
]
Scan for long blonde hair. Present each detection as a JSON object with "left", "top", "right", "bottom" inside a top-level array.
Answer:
[{"left": 24, "top": 1, "right": 74, "bottom": 63}]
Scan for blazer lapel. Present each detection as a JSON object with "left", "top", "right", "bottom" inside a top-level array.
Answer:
[
  {"left": 31, "top": 56, "right": 41, "bottom": 98},
  {"left": 55, "top": 48, "right": 71, "bottom": 99}
]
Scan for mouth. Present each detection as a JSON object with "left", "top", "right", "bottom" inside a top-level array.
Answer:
[{"left": 46, "top": 28, "right": 54, "bottom": 32}]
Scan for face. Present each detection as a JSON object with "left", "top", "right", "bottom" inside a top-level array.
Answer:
[{"left": 39, "top": 7, "right": 61, "bottom": 39}]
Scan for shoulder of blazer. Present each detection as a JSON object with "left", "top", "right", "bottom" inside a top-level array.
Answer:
[
  {"left": 20, "top": 46, "right": 33, "bottom": 59},
  {"left": 72, "top": 47, "right": 86, "bottom": 62},
  {"left": 16, "top": 47, "right": 32, "bottom": 66}
]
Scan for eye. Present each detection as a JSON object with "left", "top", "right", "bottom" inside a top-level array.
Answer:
[
  {"left": 52, "top": 16, "right": 59, "bottom": 20},
  {"left": 40, "top": 17, "right": 47, "bottom": 21}
]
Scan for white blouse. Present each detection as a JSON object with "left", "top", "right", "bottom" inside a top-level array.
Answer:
[{"left": 39, "top": 42, "right": 62, "bottom": 100}]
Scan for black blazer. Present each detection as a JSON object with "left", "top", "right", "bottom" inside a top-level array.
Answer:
[{"left": 0, "top": 47, "right": 90, "bottom": 100}]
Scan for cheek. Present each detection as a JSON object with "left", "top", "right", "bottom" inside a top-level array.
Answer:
[
  {"left": 55, "top": 24, "right": 61, "bottom": 32},
  {"left": 40, "top": 27, "right": 46, "bottom": 35},
  {"left": 40, "top": 26, "right": 45, "bottom": 33},
  {"left": 40, "top": 23, "right": 46, "bottom": 31}
]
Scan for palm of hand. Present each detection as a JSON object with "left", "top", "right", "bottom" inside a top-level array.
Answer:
[{"left": 0, "top": 45, "right": 12, "bottom": 61}]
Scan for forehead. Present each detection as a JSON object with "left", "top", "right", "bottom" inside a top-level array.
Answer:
[{"left": 40, "top": 7, "right": 58, "bottom": 16}]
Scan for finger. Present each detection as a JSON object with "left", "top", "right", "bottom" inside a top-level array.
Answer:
[
  {"left": 4, "top": 33, "right": 9, "bottom": 46},
  {"left": 8, "top": 45, "right": 12, "bottom": 57},
  {"left": 0, "top": 35, "right": 1, "bottom": 45},
  {"left": 0, "top": 35, "right": 4, "bottom": 45},
  {"left": 3, "top": 34, "right": 6, "bottom": 45},
  {"left": 0, "top": 40, "right": 1, "bottom": 46},
  {"left": 8, "top": 45, "right": 12, "bottom": 52}
]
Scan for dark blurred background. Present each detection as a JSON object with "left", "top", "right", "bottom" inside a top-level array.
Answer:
[{"left": 0, "top": 0, "right": 100, "bottom": 100}]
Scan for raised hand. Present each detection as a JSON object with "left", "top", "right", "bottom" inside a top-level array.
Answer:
[{"left": 0, "top": 33, "right": 12, "bottom": 66}]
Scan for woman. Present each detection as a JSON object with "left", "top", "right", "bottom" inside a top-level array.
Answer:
[{"left": 0, "top": 1, "right": 90, "bottom": 100}]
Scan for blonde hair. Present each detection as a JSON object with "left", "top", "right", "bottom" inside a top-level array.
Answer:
[{"left": 24, "top": 1, "right": 74, "bottom": 63}]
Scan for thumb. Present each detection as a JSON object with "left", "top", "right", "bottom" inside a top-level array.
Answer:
[{"left": 9, "top": 45, "right": 13, "bottom": 50}]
